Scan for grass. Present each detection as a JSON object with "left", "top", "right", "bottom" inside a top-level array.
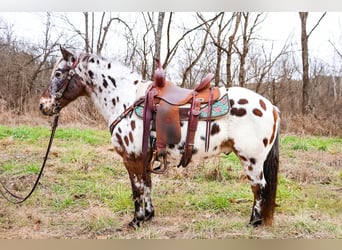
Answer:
[
  {"left": 0, "top": 125, "right": 342, "bottom": 239},
  {"left": 281, "top": 135, "right": 342, "bottom": 152}
]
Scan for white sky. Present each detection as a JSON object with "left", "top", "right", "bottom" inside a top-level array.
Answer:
[{"left": 0, "top": 12, "right": 341, "bottom": 67}]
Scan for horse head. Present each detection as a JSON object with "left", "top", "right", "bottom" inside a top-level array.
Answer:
[{"left": 39, "top": 46, "right": 88, "bottom": 116}]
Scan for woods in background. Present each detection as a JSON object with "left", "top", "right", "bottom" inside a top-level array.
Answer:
[{"left": 0, "top": 12, "right": 341, "bottom": 135}]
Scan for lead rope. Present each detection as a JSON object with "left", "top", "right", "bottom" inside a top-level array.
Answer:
[{"left": 0, "top": 113, "right": 59, "bottom": 204}]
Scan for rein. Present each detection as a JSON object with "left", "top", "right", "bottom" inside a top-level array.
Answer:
[
  {"left": 109, "top": 97, "right": 145, "bottom": 135},
  {"left": 0, "top": 113, "right": 59, "bottom": 204}
]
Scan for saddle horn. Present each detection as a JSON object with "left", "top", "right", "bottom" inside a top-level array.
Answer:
[{"left": 153, "top": 59, "right": 166, "bottom": 88}]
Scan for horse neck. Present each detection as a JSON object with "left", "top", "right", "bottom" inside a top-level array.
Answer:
[{"left": 78, "top": 58, "right": 141, "bottom": 127}]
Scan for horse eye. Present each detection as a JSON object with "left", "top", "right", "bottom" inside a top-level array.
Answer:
[{"left": 54, "top": 71, "right": 62, "bottom": 79}]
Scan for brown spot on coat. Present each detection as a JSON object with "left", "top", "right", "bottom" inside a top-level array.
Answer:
[
  {"left": 259, "top": 171, "right": 264, "bottom": 180},
  {"left": 263, "top": 138, "right": 268, "bottom": 147},
  {"left": 239, "top": 155, "right": 247, "bottom": 162},
  {"left": 250, "top": 158, "right": 256, "bottom": 164},
  {"left": 115, "top": 133, "right": 124, "bottom": 149},
  {"left": 103, "top": 79, "right": 108, "bottom": 88},
  {"left": 108, "top": 75, "right": 116, "bottom": 87},
  {"left": 229, "top": 99, "right": 235, "bottom": 107},
  {"left": 134, "top": 80, "right": 139, "bottom": 85},
  {"left": 124, "top": 136, "right": 129, "bottom": 146},
  {"left": 129, "top": 132, "right": 134, "bottom": 143},
  {"left": 230, "top": 108, "right": 247, "bottom": 117},
  {"left": 238, "top": 99, "right": 249, "bottom": 105},
  {"left": 248, "top": 165, "right": 253, "bottom": 171},
  {"left": 131, "top": 120, "right": 136, "bottom": 131},
  {"left": 210, "top": 123, "right": 220, "bottom": 135},
  {"left": 253, "top": 108, "right": 263, "bottom": 117},
  {"left": 220, "top": 139, "right": 235, "bottom": 153},
  {"left": 259, "top": 99, "right": 267, "bottom": 111}
]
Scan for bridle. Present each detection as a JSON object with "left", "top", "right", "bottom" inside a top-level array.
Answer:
[
  {"left": 50, "top": 62, "right": 78, "bottom": 113},
  {"left": 54, "top": 68, "right": 76, "bottom": 99},
  {"left": 0, "top": 62, "right": 78, "bottom": 204}
]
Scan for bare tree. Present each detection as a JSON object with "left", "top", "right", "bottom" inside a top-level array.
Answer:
[
  {"left": 163, "top": 13, "right": 223, "bottom": 69},
  {"left": 329, "top": 39, "right": 342, "bottom": 59},
  {"left": 299, "top": 12, "right": 311, "bottom": 114},
  {"left": 151, "top": 12, "right": 165, "bottom": 73},
  {"left": 252, "top": 39, "right": 291, "bottom": 93},
  {"left": 234, "top": 12, "right": 266, "bottom": 87},
  {"left": 62, "top": 12, "right": 131, "bottom": 55},
  {"left": 299, "top": 12, "right": 326, "bottom": 114},
  {"left": 132, "top": 12, "right": 222, "bottom": 81},
  {"left": 0, "top": 13, "right": 61, "bottom": 113},
  {"left": 181, "top": 21, "right": 211, "bottom": 86},
  {"left": 197, "top": 12, "right": 233, "bottom": 86},
  {"left": 226, "top": 12, "right": 241, "bottom": 87}
]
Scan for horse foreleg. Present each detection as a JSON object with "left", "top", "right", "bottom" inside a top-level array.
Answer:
[{"left": 125, "top": 160, "right": 154, "bottom": 229}]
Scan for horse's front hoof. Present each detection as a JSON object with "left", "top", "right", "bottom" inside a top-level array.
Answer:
[
  {"left": 144, "top": 209, "right": 155, "bottom": 221},
  {"left": 128, "top": 218, "right": 141, "bottom": 230},
  {"left": 249, "top": 218, "right": 263, "bottom": 227}
]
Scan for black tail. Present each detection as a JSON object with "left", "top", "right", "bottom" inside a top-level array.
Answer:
[{"left": 261, "top": 131, "right": 279, "bottom": 225}]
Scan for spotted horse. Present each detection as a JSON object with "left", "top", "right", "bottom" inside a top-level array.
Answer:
[{"left": 39, "top": 47, "right": 280, "bottom": 228}]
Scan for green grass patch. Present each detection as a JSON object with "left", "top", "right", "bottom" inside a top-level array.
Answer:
[
  {"left": 0, "top": 161, "right": 40, "bottom": 175},
  {"left": 54, "top": 128, "right": 108, "bottom": 145},
  {"left": 281, "top": 135, "right": 342, "bottom": 152},
  {"left": 101, "top": 184, "right": 133, "bottom": 212},
  {"left": 0, "top": 125, "right": 51, "bottom": 141},
  {"left": 0, "top": 125, "right": 108, "bottom": 145},
  {"left": 1, "top": 125, "right": 342, "bottom": 238}
]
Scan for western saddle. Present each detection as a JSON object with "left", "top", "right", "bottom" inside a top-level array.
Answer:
[{"left": 142, "top": 62, "right": 221, "bottom": 174}]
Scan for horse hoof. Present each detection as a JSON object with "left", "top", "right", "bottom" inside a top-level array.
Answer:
[
  {"left": 128, "top": 219, "right": 141, "bottom": 230},
  {"left": 144, "top": 210, "right": 155, "bottom": 221},
  {"left": 249, "top": 219, "right": 263, "bottom": 228}
]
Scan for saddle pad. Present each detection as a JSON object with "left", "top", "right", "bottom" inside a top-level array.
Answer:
[{"left": 135, "top": 93, "right": 229, "bottom": 120}]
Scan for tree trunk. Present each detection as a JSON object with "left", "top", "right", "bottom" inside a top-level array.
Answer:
[
  {"left": 299, "top": 12, "right": 311, "bottom": 114},
  {"left": 238, "top": 13, "right": 249, "bottom": 87},
  {"left": 226, "top": 12, "right": 241, "bottom": 87},
  {"left": 152, "top": 12, "right": 165, "bottom": 73},
  {"left": 84, "top": 12, "right": 90, "bottom": 53}
]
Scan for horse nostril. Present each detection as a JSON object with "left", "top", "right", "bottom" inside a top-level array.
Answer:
[{"left": 39, "top": 103, "right": 44, "bottom": 111}]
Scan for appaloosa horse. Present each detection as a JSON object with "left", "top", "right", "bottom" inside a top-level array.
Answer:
[{"left": 39, "top": 47, "right": 280, "bottom": 228}]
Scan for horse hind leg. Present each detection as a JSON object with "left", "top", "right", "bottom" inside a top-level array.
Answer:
[{"left": 247, "top": 133, "right": 279, "bottom": 226}]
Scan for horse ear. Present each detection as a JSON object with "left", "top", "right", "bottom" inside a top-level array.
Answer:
[{"left": 60, "top": 46, "right": 74, "bottom": 62}]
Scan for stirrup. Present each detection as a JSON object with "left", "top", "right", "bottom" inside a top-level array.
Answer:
[{"left": 148, "top": 150, "right": 168, "bottom": 174}]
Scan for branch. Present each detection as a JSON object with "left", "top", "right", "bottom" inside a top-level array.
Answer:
[
  {"left": 163, "top": 13, "right": 223, "bottom": 68},
  {"left": 329, "top": 39, "right": 342, "bottom": 58},
  {"left": 307, "top": 12, "right": 327, "bottom": 38}
]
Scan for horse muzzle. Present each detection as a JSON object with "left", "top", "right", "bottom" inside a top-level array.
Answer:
[{"left": 39, "top": 97, "right": 60, "bottom": 116}]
